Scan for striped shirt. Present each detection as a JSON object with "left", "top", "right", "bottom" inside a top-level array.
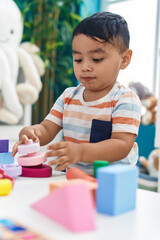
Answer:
[{"left": 46, "top": 82, "right": 141, "bottom": 174}]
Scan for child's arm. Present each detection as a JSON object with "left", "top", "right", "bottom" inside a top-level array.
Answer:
[
  {"left": 47, "top": 131, "right": 136, "bottom": 171},
  {"left": 12, "top": 119, "right": 61, "bottom": 156}
]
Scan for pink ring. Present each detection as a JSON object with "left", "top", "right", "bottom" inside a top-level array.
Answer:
[
  {"left": 21, "top": 164, "right": 52, "bottom": 178},
  {"left": 17, "top": 152, "right": 47, "bottom": 166},
  {"left": 0, "top": 165, "right": 22, "bottom": 178},
  {"left": 18, "top": 139, "right": 40, "bottom": 155}
]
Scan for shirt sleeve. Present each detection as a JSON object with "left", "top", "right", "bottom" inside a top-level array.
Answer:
[
  {"left": 45, "top": 92, "right": 64, "bottom": 127},
  {"left": 112, "top": 91, "right": 141, "bottom": 135}
]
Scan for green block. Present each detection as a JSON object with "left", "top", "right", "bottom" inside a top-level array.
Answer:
[{"left": 93, "top": 161, "right": 109, "bottom": 178}]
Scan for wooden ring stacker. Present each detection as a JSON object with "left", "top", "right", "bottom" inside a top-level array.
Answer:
[
  {"left": 17, "top": 152, "right": 47, "bottom": 166},
  {"left": 0, "top": 165, "right": 22, "bottom": 178},
  {"left": 18, "top": 139, "right": 40, "bottom": 155},
  {"left": 21, "top": 164, "right": 52, "bottom": 178}
]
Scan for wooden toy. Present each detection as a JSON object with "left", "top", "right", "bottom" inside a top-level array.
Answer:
[
  {"left": 21, "top": 164, "right": 52, "bottom": 178},
  {"left": 97, "top": 164, "right": 138, "bottom": 216},
  {"left": 0, "top": 179, "right": 12, "bottom": 196},
  {"left": 18, "top": 152, "right": 47, "bottom": 166},
  {"left": 93, "top": 160, "right": 109, "bottom": 178},
  {"left": 0, "top": 169, "right": 14, "bottom": 186},
  {"left": 0, "top": 152, "right": 14, "bottom": 164},
  {"left": 49, "top": 178, "right": 98, "bottom": 206},
  {"left": 0, "top": 218, "right": 49, "bottom": 239},
  {"left": 66, "top": 167, "right": 96, "bottom": 182},
  {"left": 0, "top": 165, "right": 22, "bottom": 178},
  {"left": 18, "top": 139, "right": 40, "bottom": 155},
  {"left": 0, "top": 139, "right": 9, "bottom": 153},
  {"left": 32, "top": 184, "right": 96, "bottom": 232},
  {"left": 17, "top": 139, "right": 52, "bottom": 178}
]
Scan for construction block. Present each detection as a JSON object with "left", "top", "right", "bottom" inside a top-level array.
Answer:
[
  {"left": 97, "top": 164, "right": 138, "bottom": 216},
  {"left": 0, "top": 165, "right": 22, "bottom": 178},
  {"left": 21, "top": 164, "right": 52, "bottom": 178},
  {"left": 0, "top": 152, "right": 14, "bottom": 164},
  {"left": 32, "top": 184, "right": 96, "bottom": 232},
  {"left": 66, "top": 167, "right": 96, "bottom": 183},
  {"left": 0, "top": 179, "right": 12, "bottom": 196},
  {"left": 18, "top": 139, "right": 40, "bottom": 155},
  {"left": 18, "top": 152, "right": 47, "bottom": 166},
  {"left": 49, "top": 179, "right": 98, "bottom": 207},
  {"left": 0, "top": 169, "right": 14, "bottom": 186},
  {"left": 93, "top": 160, "right": 109, "bottom": 178},
  {"left": 0, "top": 139, "right": 9, "bottom": 153}
]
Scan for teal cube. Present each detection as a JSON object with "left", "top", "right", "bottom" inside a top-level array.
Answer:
[{"left": 97, "top": 164, "right": 138, "bottom": 216}]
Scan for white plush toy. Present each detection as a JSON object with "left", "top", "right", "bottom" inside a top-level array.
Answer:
[{"left": 0, "top": 0, "right": 44, "bottom": 124}]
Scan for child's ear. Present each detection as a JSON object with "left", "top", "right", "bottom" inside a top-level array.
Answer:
[{"left": 120, "top": 49, "right": 132, "bottom": 70}]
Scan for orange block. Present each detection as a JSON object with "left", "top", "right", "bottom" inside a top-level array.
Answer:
[
  {"left": 49, "top": 179, "right": 98, "bottom": 206},
  {"left": 66, "top": 167, "right": 96, "bottom": 183}
]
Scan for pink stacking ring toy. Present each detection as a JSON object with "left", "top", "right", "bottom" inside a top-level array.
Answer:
[
  {"left": 18, "top": 152, "right": 47, "bottom": 166},
  {"left": 21, "top": 164, "right": 52, "bottom": 178},
  {"left": 18, "top": 139, "right": 40, "bottom": 155},
  {"left": 0, "top": 165, "right": 21, "bottom": 180}
]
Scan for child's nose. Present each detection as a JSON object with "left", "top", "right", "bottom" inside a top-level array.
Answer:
[{"left": 82, "top": 61, "right": 92, "bottom": 72}]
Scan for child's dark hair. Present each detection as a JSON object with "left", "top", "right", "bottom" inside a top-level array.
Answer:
[{"left": 73, "top": 11, "right": 130, "bottom": 52}]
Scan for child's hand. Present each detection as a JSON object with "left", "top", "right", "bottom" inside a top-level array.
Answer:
[
  {"left": 12, "top": 126, "right": 41, "bottom": 157},
  {"left": 47, "top": 141, "right": 82, "bottom": 171}
]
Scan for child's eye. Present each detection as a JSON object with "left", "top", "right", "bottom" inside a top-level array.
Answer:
[
  {"left": 74, "top": 59, "right": 82, "bottom": 63},
  {"left": 93, "top": 58, "right": 104, "bottom": 62}
]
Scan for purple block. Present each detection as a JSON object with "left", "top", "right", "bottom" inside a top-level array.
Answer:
[{"left": 0, "top": 139, "right": 9, "bottom": 153}]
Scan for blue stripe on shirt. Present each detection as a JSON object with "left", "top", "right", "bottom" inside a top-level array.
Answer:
[
  {"left": 63, "top": 123, "right": 90, "bottom": 135},
  {"left": 113, "top": 103, "right": 141, "bottom": 113}
]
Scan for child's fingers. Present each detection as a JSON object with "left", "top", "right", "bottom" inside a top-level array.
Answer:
[
  {"left": 55, "top": 162, "right": 68, "bottom": 171},
  {"left": 48, "top": 156, "right": 66, "bottom": 166},
  {"left": 12, "top": 140, "right": 23, "bottom": 156},
  {"left": 46, "top": 148, "right": 65, "bottom": 158},
  {"left": 47, "top": 141, "right": 66, "bottom": 150},
  {"left": 21, "top": 133, "right": 38, "bottom": 143},
  {"left": 20, "top": 134, "right": 30, "bottom": 143}
]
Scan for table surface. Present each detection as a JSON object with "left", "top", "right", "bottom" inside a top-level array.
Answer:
[{"left": 0, "top": 174, "right": 160, "bottom": 240}]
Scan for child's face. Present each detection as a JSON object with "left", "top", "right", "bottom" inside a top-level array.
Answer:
[{"left": 72, "top": 34, "right": 130, "bottom": 95}]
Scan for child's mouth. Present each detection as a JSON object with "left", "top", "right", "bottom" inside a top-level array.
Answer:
[{"left": 82, "top": 77, "right": 95, "bottom": 82}]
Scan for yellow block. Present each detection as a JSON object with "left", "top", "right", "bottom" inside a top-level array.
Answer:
[{"left": 0, "top": 179, "right": 12, "bottom": 196}]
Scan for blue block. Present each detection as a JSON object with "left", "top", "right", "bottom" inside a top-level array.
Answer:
[
  {"left": 97, "top": 164, "right": 138, "bottom": 216},
  {"left": 0, "top": 152, "right": 14, "bottom": 164},
  {"left": 0, "top": 139, "right": 9, "bottom": 153}
]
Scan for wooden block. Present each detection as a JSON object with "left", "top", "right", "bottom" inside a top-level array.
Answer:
[
  {"left": 0, "top": 139, "right": 9, "bottom": 153},
  {"left": 66, "top": 167, "right": 96, "bottom": 182},
  {"left": 0, "top": 152, "right": 14, "bottom": 164},
  {"left": 97, "top": 164, "right": 138, "bottom": 216},
  {"left": 93, "top": 160, "right": 109, "bottom": 178},
  {"left": 32, "top": 184, "right": 96, "bottom": 232},
  {"left": 49, "top": 179, "right": 98, "bottom": 206}
]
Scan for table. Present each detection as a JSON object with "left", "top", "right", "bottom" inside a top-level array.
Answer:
[{"left": 0, "top": 175, "right": 160, "bottom": 240}]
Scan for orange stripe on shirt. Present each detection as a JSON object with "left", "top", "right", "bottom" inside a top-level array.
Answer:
[
  {"left": 65, "top": 136, "right": 89, "bottom": 143},
  {"left": 64, "top": 98, "right": 83, "bottom": 106},
  {"left": 90, "top": 100, "right": 118, "bottom": 109},
  {"left": 63, "top": 110, "right": 111, "bottom": 122},
  {"left": 50, "top": 109, "right": 63, "bottom": 120},
  {"left": 112, "top": 117, "right": 140, "bottom": 127}
]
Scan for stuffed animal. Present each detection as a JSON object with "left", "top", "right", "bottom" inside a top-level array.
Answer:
[
  {"left": 0, "top": 0, "right": 44, "bottom": 125},
  {"left": 139, "top": 149, "right": 159, "bottom": 178},
  {"left": 129, "top": 82, "right": 157, "bottom": 125}
]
